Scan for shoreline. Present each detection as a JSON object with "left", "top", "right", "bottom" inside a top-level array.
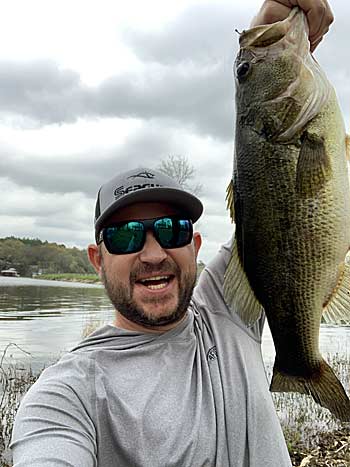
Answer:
[{"left": 33, "top": 273, "right": 101, "bottom": 284}]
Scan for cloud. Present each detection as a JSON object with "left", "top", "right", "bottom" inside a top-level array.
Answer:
[
  {"left": 0, "top": 59, "right": 235, "bottom": 141},
  {"left": 0, "top": 177, "right": 95, "bottom": 246},
  {"left": 121, "top": 3, "right": 244, "bottom": 66},
  {"left": 0, "top": 61, "right": 88, "bottom": 124},
  {"left": 0, "top": 117, "right": 233, "bottom": 198},
  {"left": 94, "top": 63, "right": 234, "bottom": 140}
]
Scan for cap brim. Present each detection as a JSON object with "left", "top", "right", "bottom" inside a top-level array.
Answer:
[{"left": 95, "top": 187, "right": 203, "bottom": 236}]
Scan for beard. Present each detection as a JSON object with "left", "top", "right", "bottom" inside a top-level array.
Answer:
[{"left": 101, "top": 258, "right": 196, "bottom": 328}]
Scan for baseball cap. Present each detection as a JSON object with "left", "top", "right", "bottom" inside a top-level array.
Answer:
[{"left": 94, "top": 167, "right": 203, "bottom": 242}]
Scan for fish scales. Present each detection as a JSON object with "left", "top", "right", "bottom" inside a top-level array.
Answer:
[{"left": 225, "top": 8, "right": 350, "bottom": 421}]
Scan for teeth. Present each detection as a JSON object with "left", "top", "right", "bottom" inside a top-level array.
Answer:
[
  {"left": 147, "top": 283, "right": 168, "bottom": 290},
  {"left": 139, "top": 275, "right": 169, "bottom": 283}
]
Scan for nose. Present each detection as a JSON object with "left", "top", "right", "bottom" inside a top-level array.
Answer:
[{"left": 139, "top": 231, "right": 167, "bottom": 264}]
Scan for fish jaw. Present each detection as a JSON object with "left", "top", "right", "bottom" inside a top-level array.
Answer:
[{"left": 238, "top": 7, "right": 308, "bottom": 51}]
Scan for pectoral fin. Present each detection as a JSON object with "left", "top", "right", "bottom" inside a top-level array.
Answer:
[
  {"left": 226, "top": 179, "right": 235, "bottom": 222},
  {"left": 295, "top": 131, "right": 331, "bottom": 197},
  {"left": 224, "top": 238, "right": 263, "bottom": 327},
  {"left": 322, "top": 258, "right": 350, "bottom": 325}
]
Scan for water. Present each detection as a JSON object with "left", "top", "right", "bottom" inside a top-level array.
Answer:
[
  {"left": 0, "top": 277, "right": 114, "bottom": 371},
  {"left": 0, "top": 276, "right": 349, "bottom": 372}
]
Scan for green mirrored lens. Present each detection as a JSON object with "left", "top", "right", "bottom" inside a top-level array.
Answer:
[
  {"left": 155, "top": 218, "right": 192, "bottom": 248},
  {"left": 105, "top": 221, "right": 144, "bottom": 253},
  {"left": 155, "top": 217, "right": 174, "bottom": 248},
  {"left": 178, "top": 219, "right": 192, "bottom": 245}
]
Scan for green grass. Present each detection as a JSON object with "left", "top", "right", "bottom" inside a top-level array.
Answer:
[{"left": 36, "top": 273, "right": 100, "bottom": 283}]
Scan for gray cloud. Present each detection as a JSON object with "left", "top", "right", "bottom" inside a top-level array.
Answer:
[
  {"left": 0, "top": 123, "right": 216, "bottom": 196},
  {"left": 0, "top": 61, "right": 88, "bottom": 124},
  {"left": 93, "top": 64, "right": 234, "bottom": 140},
  {"left": 0, "top": 59, "right": 234, "bottom": 141},
  {"left": 0, "top": 3, "right": 348, "bottom": 144},
  {"left": 121, "top": 3, "right": 245, "bottom": 66}
]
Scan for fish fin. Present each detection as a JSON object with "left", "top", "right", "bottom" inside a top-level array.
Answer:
[
  {"left": 322, "top": 259, "right": 350, "bottom": 325},
  {"left": 226, "top": 179, "right": 235, "bottom": 222},
  {"left": 271, "top": 360, "right": 350, "bottom": 422},
  {"left": 295, "top": 131, "right": 331, "bottom": 197},
  {"left": 223, "top": 238, "right": 263, "bottom": 326},
  {"left": 346, "top": 134, "right": 350, "bottom": 161}
]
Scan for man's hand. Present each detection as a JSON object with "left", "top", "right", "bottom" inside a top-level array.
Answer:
[{"left": 251, "top": 0, "right": 334, "bottom": 52}]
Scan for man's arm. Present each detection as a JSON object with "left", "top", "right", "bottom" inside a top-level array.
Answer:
[
  {"left": 251, "top": 0, "right": 334, "bottom": 51},
  {"left": 10, "top": 368, "right": 97, "bottom": 466}
]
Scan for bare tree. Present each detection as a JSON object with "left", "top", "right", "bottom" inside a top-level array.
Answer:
[{"left": 157, "top": 155, "right": 202, "bottom": 196}]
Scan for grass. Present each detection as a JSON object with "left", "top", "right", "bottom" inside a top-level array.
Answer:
[
  {"left": 36, "top": 273, "right": 100, "bottom": 283},
  {"left": 267, "top": 353, "right": 350, "bottom": 466},
  {"left": 0, "top": 345, "right": 40, "bottom": 466},
  {"left": 1, "top": 349, "right": 349, "bottom": 466}
]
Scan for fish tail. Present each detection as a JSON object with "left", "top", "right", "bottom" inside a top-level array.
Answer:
[{"left": 270, "top": 359, "right": 350, "bottom": 422}]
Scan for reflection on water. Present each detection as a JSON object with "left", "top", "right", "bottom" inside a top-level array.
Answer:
[{"left": 0, "top": 277, "right": 349, "bottom": 372}]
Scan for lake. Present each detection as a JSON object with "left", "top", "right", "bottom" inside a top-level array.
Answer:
[{"left": 0, "top": 276, "right": 349, "bottom": 372}]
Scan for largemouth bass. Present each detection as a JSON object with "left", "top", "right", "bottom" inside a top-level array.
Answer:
[{"left": 225, "top": 7, "right": 350, "bottom": 421}]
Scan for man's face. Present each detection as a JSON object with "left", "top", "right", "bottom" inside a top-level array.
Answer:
[{"left": 88, "top": 202, "right": 202, "bottom": 331}]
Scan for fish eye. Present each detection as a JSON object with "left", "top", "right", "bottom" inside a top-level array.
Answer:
[{"left": 236, "top": 61, "right": 251, "bottom": 81}]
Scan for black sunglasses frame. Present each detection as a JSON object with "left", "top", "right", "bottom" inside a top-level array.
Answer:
[{"left": 97, "top": 216, "right": 193, "bottom": 255}]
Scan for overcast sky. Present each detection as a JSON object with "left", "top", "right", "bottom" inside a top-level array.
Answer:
[{"left": 2, "top": 0, "right": 349, "bottom": 264}]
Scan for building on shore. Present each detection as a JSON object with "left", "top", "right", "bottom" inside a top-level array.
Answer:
[{"left": 1, "top": 267, "right": 20, "bottom": 277}]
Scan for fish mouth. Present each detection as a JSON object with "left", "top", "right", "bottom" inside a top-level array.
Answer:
[
  {"left": 236, "top": 7, "right": 331, "bottom": 142},
  {"left": 239, "top": 8, "right": 308, "bottom": 51}
]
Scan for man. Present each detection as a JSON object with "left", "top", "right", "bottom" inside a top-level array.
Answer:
[{"left": 11, "top": 1, "right": 333, "bottom": 466}]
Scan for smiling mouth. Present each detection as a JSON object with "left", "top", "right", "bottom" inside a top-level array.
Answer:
[{"left": 137, "top": 275, "right": 174, "bottom": 290}]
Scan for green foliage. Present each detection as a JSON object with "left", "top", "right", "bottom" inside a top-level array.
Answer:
[
  {"left": 0, "top": 237, "right": 95, "bottom": 277},
  {"left": 38, "top": 273, "right": 100, "bottom": 283}
]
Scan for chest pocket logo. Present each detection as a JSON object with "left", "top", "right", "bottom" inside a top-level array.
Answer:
[{"left": 207, "top": 346, "right": 218, "bottom": 362}]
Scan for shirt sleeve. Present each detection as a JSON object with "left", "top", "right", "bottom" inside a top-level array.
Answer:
[
  {"left": 10, "top": 358, "right": 97, "bottom": 467},
  {"left": 194, "top": 236, "right": 265, "bottom": 340}
]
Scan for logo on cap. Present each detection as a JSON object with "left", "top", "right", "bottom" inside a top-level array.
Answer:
[
  {"left": 127, "top": 171, "right": 155, "bottom": 180},
  {"left": 114, "top": 183, "right": 163, "bottom": 199}
]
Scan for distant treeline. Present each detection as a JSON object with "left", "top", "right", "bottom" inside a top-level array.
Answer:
[{"left": 0, "top": 237, "right": 95, "bottom": 277}]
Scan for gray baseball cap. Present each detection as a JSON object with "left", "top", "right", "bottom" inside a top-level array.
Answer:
[{"left": 94, "top": 167, "right": 203, "bottom": 241}]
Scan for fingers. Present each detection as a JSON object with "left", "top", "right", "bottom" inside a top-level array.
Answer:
[
  {"left": 250, "top": 1, "right": 290, "bottom": 27},
  {"left": 310, "top": 36, "right": 324, "bottom": 53},
  {"left": 301, "top": 0, "right": 333, "bottom": 49}
]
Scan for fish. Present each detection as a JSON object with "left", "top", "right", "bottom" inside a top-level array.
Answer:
[{"left": 224, "top": 7, "right": 350, "bottom": 421}]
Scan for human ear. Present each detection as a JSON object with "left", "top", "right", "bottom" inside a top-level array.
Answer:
[
  {"left": 87, "top": 244, "right": 103, "bottom": 275},
  {"left": 193, "top": 232, "right": 202, "bottom": 258}
]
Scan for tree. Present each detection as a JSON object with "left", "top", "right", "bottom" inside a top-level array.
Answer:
[
  {"left": 0, "top": 237, "right": 95, "bottom": 277},
  {"left": 157, "top": 155, "right": 202, "bottom": 196}
]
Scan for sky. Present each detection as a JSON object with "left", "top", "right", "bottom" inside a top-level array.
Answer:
[{"left": 1, "top": 0, "right": 349, "bottom": 264}]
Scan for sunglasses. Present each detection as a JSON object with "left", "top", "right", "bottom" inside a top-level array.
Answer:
[{"left": 98, "top": 216, "right": 193, "bottom": 255}]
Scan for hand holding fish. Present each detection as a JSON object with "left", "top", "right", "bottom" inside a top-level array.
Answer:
[{"left": 251, "top": 0, "right": 334, "bottom": 51}]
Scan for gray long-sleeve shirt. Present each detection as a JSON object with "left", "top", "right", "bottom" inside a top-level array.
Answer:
[{"left": 10, "top": 241, "right": 292, "bottom": 466}]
